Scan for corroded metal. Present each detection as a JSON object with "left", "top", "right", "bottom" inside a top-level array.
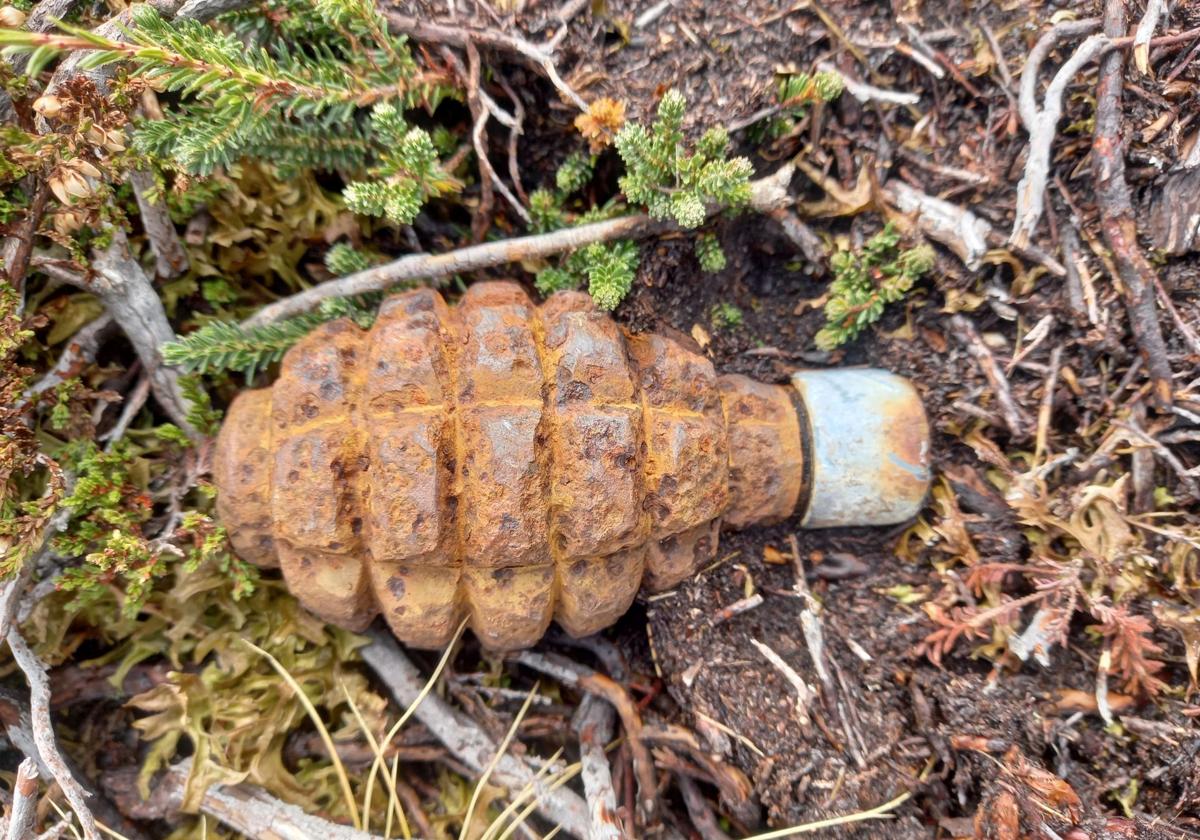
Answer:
[
  {"left": 790, "top": 369, "right": 931, "bottom": 529},
  {"left": 214, "top": 281, "right": 931, "bottom": 650}
]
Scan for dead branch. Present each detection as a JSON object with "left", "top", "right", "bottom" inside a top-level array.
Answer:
[
  {"left": 512, "top": 650, "right": 657, "bottom": 826},
  {"left": 129, "top": 169, "right": 188, "bottom": 279},
  {"left": 572, "top": 697, "right": 624, "bottom": 840},
  {"left": 1017, "top": 19, "right": 1102, "bottom": 130},
  {"left": 6, "top": 630, "right": 99, "bottom": 840},
  {"left": 949, "top": 314, "right": 1033, "bottom": 440},
  {"left": 359, "top": 630, "right": 590, "bottom": 839},
  {"left": 1011, "top": 30, "right": 1108, "bottom": 248},
  {"left": 102, "top": 761, "right": 401, "bottom": 840},
  {"left": 101, "top": 374, "right": 151, "bottom": 446},
  {"left": 748, "top": 639, "right": 814, "bottom": 726},
  {"left": 885, "top": 180, "right": 991, "bottom": 270},
  {"left": 6, "top": 759, "right": 39, "bottom": 840},
  {"left": 815, "top": 61, "right": 919, "bottom": 105},
  {"left": 383, "top": 12, "right": 587, "bottom": 111},
  {"left": 0, "top": 183, "right": 49, "bottom": 291},
  {"left": 497, "top": 77, "right": 529, "bottom": 206},
  {"left": 23, "top": 313, "right": 116, "bottom": 403},
  {"left": 241, "top": 164, "right": 795, "bottom": 327},
  {"left": 1132, "top": 0, "right": 1167, "bottom": 74},
  {"left": 767, "top": 208, "right": 827, "bottom": 264},
  {"left": 35, "top": 232, "right": 196, "bottom": 435},
  {"left": 637, "top": 724, "right": 756, "bottom": 828},
  {"left": 675, "top": 774, "right": 731, "bottom": 840},
  {"left": 1093, "top": 0, "right": 1175, "bottom": 409}
]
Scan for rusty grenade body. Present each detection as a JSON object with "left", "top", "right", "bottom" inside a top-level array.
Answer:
[{"left": 214, "top": 281, "right": 931, "bottom": 650}]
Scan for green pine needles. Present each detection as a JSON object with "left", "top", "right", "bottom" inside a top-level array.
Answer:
[
  {"left": 615, "top": 89, "right": 753, "bottom": 229},
  {"left": 0, "top": 0, "right": 457, "bottom": 220},
  {"left": 162, "top": 294, "right": 379, "bottom": 380},
  {"left": 815, "top": 224, "right": 935, "bottom": 350}
]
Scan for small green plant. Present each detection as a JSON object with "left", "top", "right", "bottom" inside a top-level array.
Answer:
[
  {"left": 615, "top": 89, "right": 753, "bottom": 228},
  {"left": 323, "top": 242, "right": 382, "bottom": 277},
  {"left": 709, "top": 301, "right": 743, "bottom": 330},
  {"left": 815, "top": 224, "right": 934, "bottom": 350},
  {"left": 695, "top": 232, "right": 726, "bottom": 273},
  {"left": 532, "top": 91, "right": 748, "bottom": 310},
  {"left": 768, "top": 70, "right": 844, "bottom": 138},
  {"left": 529, "top": 152, "right": 639, "bottom": 311}
]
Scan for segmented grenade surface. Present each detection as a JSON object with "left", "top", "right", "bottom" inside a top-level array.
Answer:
[{"left": 214, "top": 282, "right": 804, "bottom": 650}]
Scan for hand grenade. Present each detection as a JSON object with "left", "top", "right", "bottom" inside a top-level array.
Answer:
[{"left": 213, "top": 282, "right": 931, "bottom": 650}]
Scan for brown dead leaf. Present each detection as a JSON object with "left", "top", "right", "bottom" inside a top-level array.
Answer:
[
  {"left": 974, "top": 789, "right": 1020, "bottom": 840},
  {"left": 690, "top": 323, "right": 711, "bottom": 350},
  {"left": 1050, "top": 688, "right": 1135, "bottom": 715},
  {"left": 1002, "top": 746, "right": 1082, "bottom": 823},
  {"left": 793, "top": 158, "right": 875, "bottom": 218},
  {"left": 921, "top": 327, "right": 948, "bottom": 353},
  {"left": 763, "top": 545, "right": 788, "bottom": 565}
]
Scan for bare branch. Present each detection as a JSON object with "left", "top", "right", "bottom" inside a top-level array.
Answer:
[
  {"left": 358, "top": 630, "right": 590, "bottom": 839},
  {"left": 6, "top": 759, "right": 39, "bottom": 840},
  {"left": 572, "top": 697, "right": 623, "bottom": 840},
  {"left": 38, "top": 232, "right": 197, "bottom": 435},
  {"left": 383, "top": 12, "right": 588, "bottom": 111},
  {"left": 242, "top": 165, "right": 795, "bottom": 327},
  {"left": 129, "top": 169, "right": 189, "bottom": 279},
  {"left": 513, "top": 650, "right": 657, "bottom": 825},
  {"left": 22, "top": 313, "right": 116, "bottom": 404},
  {"left": 7, "top": 630, "right": 100, "bottom": 840},
  {"left": 1132, "top": 0, "right": 1167, "bottom": 74},
  {"left": 1011, "top": 32, "right": 1108, "bottom": 248},
  {"left": 950, "top": 314, "right": 1033, "bottom": 440},
  {"left": 1093, "top": 0, "right": 1175, "bottom": 408}
]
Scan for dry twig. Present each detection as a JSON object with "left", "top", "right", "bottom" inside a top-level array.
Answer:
[
  {"left": 23, "top": 314, "right": 116, "bottom": 403},
  {"left": 949, "top": 314, "right": 1032, "bottom": 439},
  {"left": 675, "top": 774, "right": 731, "bottom": 840},
  {"left": 572, "top": 697, "right": 623, "bottom": 840},
  {"left": 1093, "top": 0, "right": 1175, "bottom": 408},
  {"left": 512, "top": 650, "right": 657, "bottom": 826},
  {"left": 6, "top": 759, "right": 39, "bottom": 840},
  {"left": 129, "top": 169, "right": 188, "bottom": 279},
  {"left": 241, "top": 165, "right": 795, "bottom": 327},
  {"left": 1012, "top": 26, "right": 1106, "bottom": 248},
  {"left": 384, "top": 12, "right": 587, "bottom": 111},
  {"left": 749, "top": 639, "right": 814, "bottom": 726},
  {"left": 7, "top": 630, "right": 100, "bottom": 840},
  {"left": 103, "top": 761, "right": 399, "bottom": 840},
  {"left": 34, "top": 232, "right": 196, "bottom": 434}
]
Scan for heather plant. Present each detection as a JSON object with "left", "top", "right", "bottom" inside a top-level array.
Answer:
[{"left": 816, "top": 223, "right": 935, "bottom": 350}]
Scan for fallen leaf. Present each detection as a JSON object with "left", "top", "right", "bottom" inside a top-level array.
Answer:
[
  {"left": 763, "top": 546, "right": 788, "bottom": 565},
  {"left": 1051, "top": 688, "right": 1135, "bottom": 715}
]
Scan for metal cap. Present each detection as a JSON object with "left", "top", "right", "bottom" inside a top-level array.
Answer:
[{"left": 789, "top": 368, "right": 931, "bottom": 528}]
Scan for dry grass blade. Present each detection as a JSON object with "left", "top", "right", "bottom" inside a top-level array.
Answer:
[
  {"left": 739, "top": 790, "right": 913, "bottom": 838},
  {"left": 340, "top": 680, "right": 411, "bottom": 839},
  {"left": 364, "top": 618, "right": 468, "bottom": 833},
  {"left": 458, "top": 683, "right": 541, "bottom": 840},
  {"left": 241, "top": 639, "right": 361, "bottom": 830}
]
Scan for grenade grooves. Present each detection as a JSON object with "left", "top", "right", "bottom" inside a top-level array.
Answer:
[{"left": 215, "top": 282, "right": 806, "bottom": 650}]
